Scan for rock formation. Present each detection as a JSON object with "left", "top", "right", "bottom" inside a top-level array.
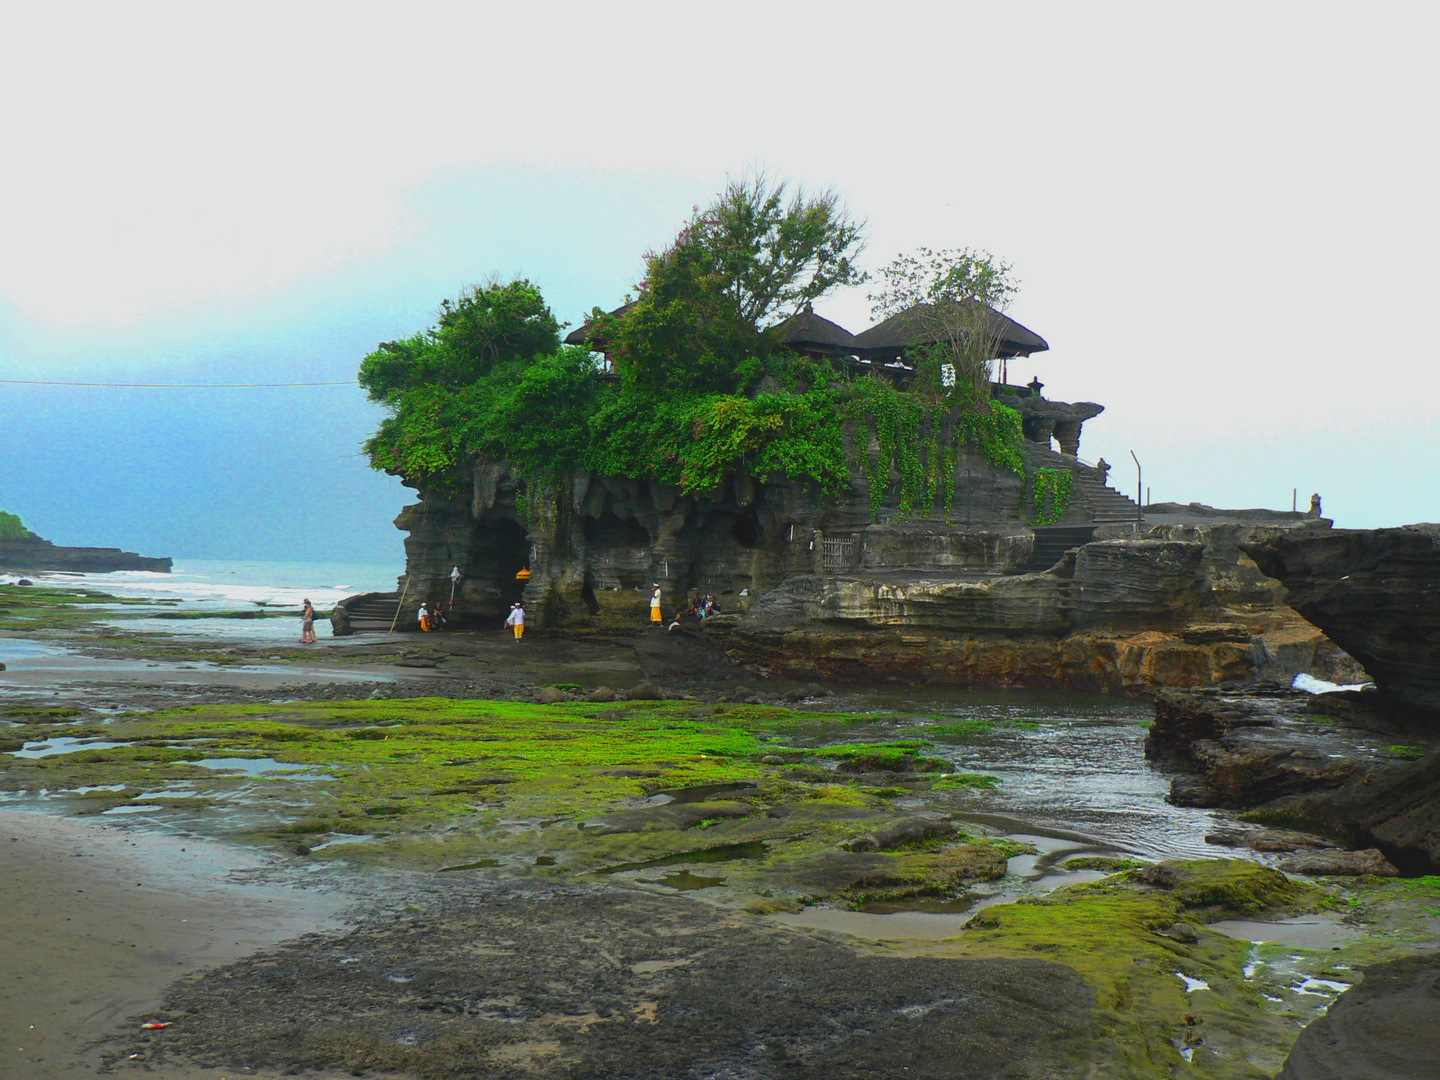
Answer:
[
  {"left": 1244, "top": 525, "right": 1440, "bottom": 714},
  {"left": 0, "top": 536, "right": 171, "bottom": 574}
]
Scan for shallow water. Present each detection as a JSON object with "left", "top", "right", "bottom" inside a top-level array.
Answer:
[{"left": 786, "top": 687, "right": 1234, "bottom": 863}]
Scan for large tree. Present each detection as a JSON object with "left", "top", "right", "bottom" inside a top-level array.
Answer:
[{"left": 597, "top": 175, "right": 866, "bottom": 392}]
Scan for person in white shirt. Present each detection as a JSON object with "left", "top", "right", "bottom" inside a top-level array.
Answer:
[
  {"left": 417, "top": 603, "right": 430, "bottom": 631},
  {"left": 504, "top": 602, "right": 525, "bottom": 641},
  {"left": 650, "top": 584, "right": 663, "bottom": 626}
]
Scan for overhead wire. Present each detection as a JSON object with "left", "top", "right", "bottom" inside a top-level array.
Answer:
[{"left": 0, "top": 379, "right": 353, "bottom": 388}]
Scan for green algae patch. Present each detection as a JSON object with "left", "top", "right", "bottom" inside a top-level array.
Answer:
[
  {"left": 955, "top": 860, "right": 1332, "bottom": 1078},
  {"left": 931, "top": 772, "right": 1000, "bottom": 791}
]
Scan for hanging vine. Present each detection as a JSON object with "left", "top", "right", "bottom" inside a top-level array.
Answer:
[{"left": 1030, "top": 467, "right": 1073, "bottom": 525}]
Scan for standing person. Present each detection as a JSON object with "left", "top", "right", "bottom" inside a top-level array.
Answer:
[
  {"left": 300, "top": 599, "right": 317, "bottom": 644},
  {"left": 650, "top": 583, "right": 663, "bottom": 627},
  {"left": 418, "top": 602, "right": 430, "bottom": 631},
  {"left": 504, "top": 602, "right": 525, "bottom": 641}
]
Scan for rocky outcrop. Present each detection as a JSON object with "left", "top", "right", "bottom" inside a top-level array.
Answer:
[
  {"left": 717, "top": 521, "right": 1356, "bottom": 692},
  {"left": 1245, "top": 525, "right": 1440, "bottom": 714},
  {"left": 379, "top": 434, "right": 1359, "bottom": 693},
  {"left": 1146, "top": 686, "right": 1440, "bottom": 873},
  {"left": 0, "top": 536, "right": 171, "bottom": 574}
]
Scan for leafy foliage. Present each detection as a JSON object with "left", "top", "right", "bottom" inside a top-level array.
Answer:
[
  {"left": 358, "top": 279, "right": 561, "bottom": 401},
  {"left": 0, "top": 511, "right": 30, "bottom": 540},
  {"left": 359, "top": 185, "right": 1026, "bottom": 515},
  {"left": 593, "top": 175, "right": 865, "bottom": 394},
  {"left": 1031, "top": 468, "right": 1074, "bottom": 525}
]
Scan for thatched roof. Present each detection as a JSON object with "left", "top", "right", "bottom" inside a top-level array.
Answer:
[
  {"left": 563, "top": 302, "right": 636, "bottom": 348},
  {"left": 855, "top": 302, "right": 1048, "bottom": 358},
  {"left": 777, "top": 305, "right": 861, "bottom": 352}
]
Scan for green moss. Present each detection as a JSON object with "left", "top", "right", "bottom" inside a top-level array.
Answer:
[
  {"left": 957, "top": 861, "right": 1330, "bottom": 1078},
  {"left": 930, "top": 772, "right": 1000, "bottom": 791}
]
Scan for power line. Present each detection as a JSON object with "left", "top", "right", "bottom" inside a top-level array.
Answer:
[{"left": 0, "top": 378, "right": 354, "bottom": 388}]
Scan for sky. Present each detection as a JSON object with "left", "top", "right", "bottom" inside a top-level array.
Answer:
[{"left": 1, "top": 2, "right": 1436, "bottom": 563}]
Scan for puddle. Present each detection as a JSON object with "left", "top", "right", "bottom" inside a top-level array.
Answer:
[
  {"left": 1176, "top": 973, "right": 1210, "bottom": 993},
  {"left": 770, "top": 906, "right": 971, "bottom": 941},
  {"left": 102, "top": 804, "right": 165, "bottom": 814},
  {"left": 643, "top": 782, "right": 757, "bottom": 806},
  {"left": 191, "top": 757, "right": 318, "bottom": 776},
  {"left": 645, "top": 870, "right": 724, "bottom": 890},
  {"left": 1295, "top": 978, "right": 1351, "bottom": 995},
  {"left": 9, "top": 737, "right": 127, "bottom": 758},
  {"left": 599, "top": 840, "right": 768, "bottom": 874},
  {"left": 1209, "top": 916, "right": 1360, "bottom": 949}
]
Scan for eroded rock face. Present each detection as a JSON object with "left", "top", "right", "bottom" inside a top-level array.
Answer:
[{"left": 1245, "top": 525, "right": 1440, "bottom": 714}]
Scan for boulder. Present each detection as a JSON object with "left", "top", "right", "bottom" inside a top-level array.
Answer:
[
  {"left": 1278, "top": 951, "right": 1440, "bottom": 1079},
  {"left": 585, "top": 686, "right": 616, "bottom": 703},
  {"left": 1205, "top": 828, "right": 1337, "bottom": 853},
  {"left": 535, "top": 686, "right": 567, "bottom": 704},
  {"left": 1279, "top": 848, "right": 1399, "bottom": 877},
  {"left": 624, "top": 681, "right": 663, "bottom": 701}
]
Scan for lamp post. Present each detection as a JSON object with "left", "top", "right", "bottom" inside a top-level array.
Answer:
[{"left": 1130, "top": 451, "right": 1143, "bottom": 533}]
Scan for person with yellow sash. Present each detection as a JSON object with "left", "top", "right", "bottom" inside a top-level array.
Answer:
[{"left": 650, "top": 583, "right": 663, "bottom": 626}]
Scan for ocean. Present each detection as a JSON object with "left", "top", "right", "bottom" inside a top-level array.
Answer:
[{"left": 1, "top": 558, "right": 403, "bottom": 643}]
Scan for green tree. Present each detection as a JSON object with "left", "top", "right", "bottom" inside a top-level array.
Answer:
[
  {"left": 597, "top": 175, "right": 866, "bottom": 393},
  {"left": 0, "top": 511, "right": 31, "bottom": 540},
  {"left": 358, "top": 278, "right": 561, "bottom": 401}
]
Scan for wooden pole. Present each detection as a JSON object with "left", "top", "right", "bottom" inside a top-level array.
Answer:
[{"left": 390, "top": 576, "right": 410, "bottom": 634}]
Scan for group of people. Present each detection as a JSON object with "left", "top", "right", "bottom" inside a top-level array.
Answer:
[
  {"left": 649, "top": 583, "right": 722, "bottom": 632},
  {"left": 417, "top": 602, "right": 449, "bottom": 631}
]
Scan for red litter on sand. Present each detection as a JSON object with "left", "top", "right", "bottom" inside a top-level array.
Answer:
[{"left": 141, "top": 1022, "right": 171, "bottom": 1030}]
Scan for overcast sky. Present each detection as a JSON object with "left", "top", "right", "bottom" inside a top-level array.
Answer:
[{"left": 1, "top": 2, "right": 1435, "bottom": 562}]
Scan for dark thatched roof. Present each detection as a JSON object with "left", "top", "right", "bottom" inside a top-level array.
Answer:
[
  {"left": 777, "top": 305, "right": 861, "bottom": 351},
  {"left": 562, "top": 302, "right": 636, "bottom": 347},
  {"left": 854, "top": 302, "right": 1049, "bottom": 358}
]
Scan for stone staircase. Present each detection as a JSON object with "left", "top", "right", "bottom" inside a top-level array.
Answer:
[
  {"left": 336, "top": 592, "right": 404, "bottom": 633},
  {"left": 1009, "top": 525, "right": 1097, "bottom": 575},
  {"left": 1024, "top": 445, "right": 1142, "bottom": 525}
]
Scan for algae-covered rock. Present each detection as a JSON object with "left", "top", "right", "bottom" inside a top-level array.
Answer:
[
  {"left": 841, "top": 815, "right": 956, "bottom": 852},
  {"left": 842, "top": 843, "right": 1009, "bottom": 905},
  {"left": 1127, "top": 858, "right": 1317, "bottom": 917},
  {"left": 534, "top": 686, "right": 567, "bottom": 704}
]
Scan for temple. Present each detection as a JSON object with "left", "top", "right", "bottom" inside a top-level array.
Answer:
[{"left": 335, "top": 300, "right": 1164, "bottom": 634}]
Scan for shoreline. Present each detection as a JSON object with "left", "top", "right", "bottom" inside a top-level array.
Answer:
[{"left": 0, "top": 808, "right": 353, "bottom": 1080}]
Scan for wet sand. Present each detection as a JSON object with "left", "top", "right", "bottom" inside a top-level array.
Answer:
[{"left": 0, "top": 809, "right": 352, "bottom": 1080}]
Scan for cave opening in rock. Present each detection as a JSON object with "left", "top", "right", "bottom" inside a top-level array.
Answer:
[
  {"left": 732, "top": 512, "right": 762, "bottom": 548},
  {"left": 580, "top": 573, "right": 600, "bottom": 615},
  {"left": 490, "top": 518, "right": 531, "bottom": 609}
]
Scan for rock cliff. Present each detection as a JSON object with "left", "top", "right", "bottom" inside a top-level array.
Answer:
[
  {"left": 0, "top": 537, "right": 171, "bottom": 574},
  {"left": 1245, "top": 524, "right": 1440, "bottom": 714}
]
